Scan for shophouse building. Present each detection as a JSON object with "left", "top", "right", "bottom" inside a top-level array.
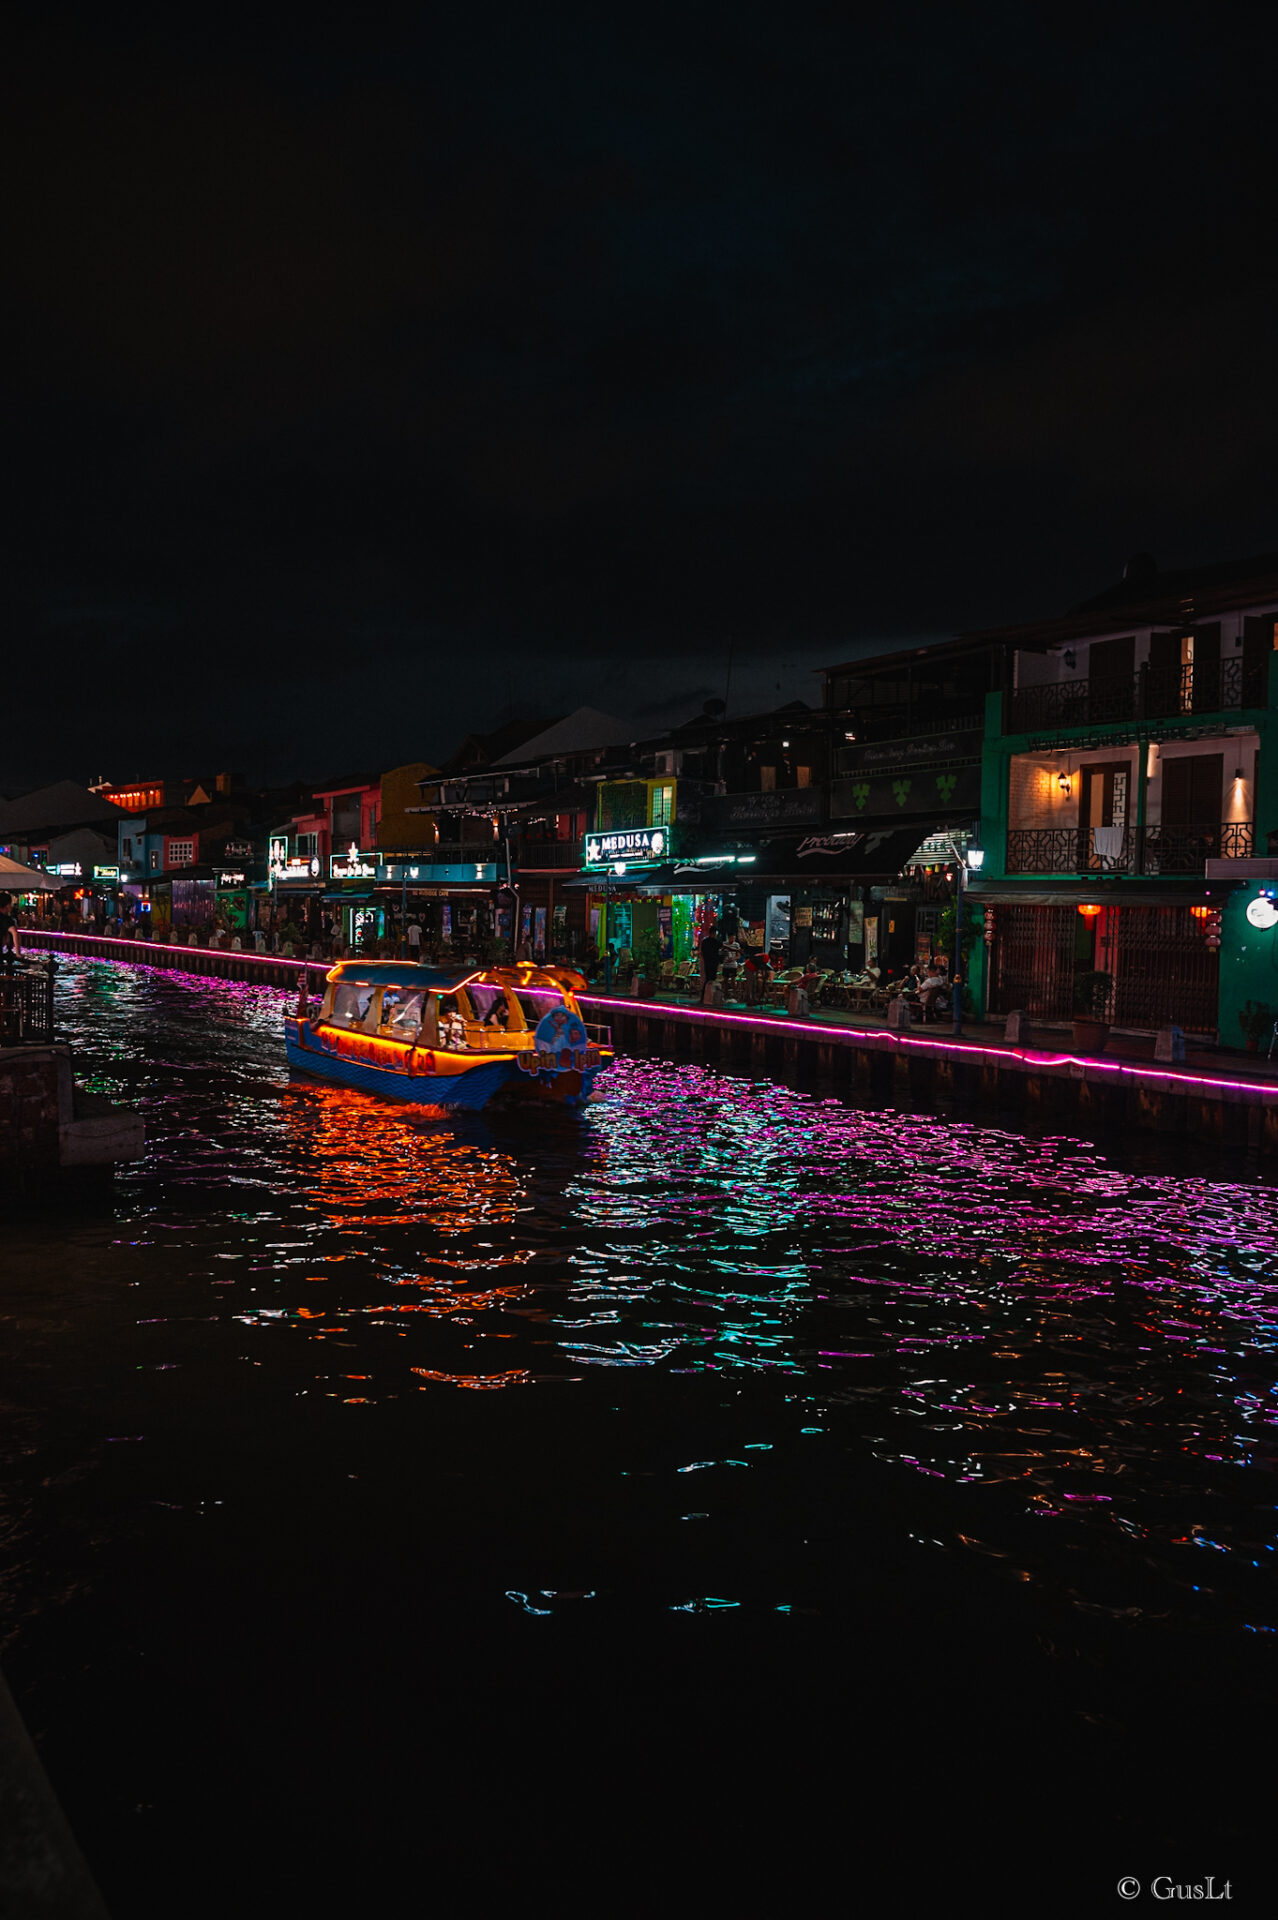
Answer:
[
  {"left": 967, "top": 551, "right": 1278, "bottom": 1039},
  {"left": 417, "top": 710, "right": 631, "bottom": 957}
]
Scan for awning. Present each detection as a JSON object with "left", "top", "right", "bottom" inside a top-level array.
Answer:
[
  {"left": 322, "top": 887, "right": 375, "bottom": 902},
  {"left": 968, "top": 878, "right": 1215, "bottom": 907},
  {"left": 729, "top": 825, "right": 944, "bottom": 881},
  {"left": 0, "top": 854, "right": 65, "bottom": 893}
]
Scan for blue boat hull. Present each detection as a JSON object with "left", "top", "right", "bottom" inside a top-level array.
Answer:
[{"left": 283, "top": 1020, "right": 603, "bottom": 1111}]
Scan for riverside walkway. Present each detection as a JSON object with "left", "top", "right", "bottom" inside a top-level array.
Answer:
[{"left": 16, "top": 929, "right": 1278, "bottom": 1156}]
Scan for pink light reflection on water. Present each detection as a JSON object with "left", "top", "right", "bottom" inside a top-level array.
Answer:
[{"left": 44, "top": 956, "right": 1278, "bottom": 1630}]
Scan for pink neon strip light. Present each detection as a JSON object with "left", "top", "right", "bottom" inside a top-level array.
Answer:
[
  {"left": 24, "top": 932, "right": 1278, "bottom": 1104},
  {"left": 576, "top": 992, "right": 1278, "bottom": 1103}
]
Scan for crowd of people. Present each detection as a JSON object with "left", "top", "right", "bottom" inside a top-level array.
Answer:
[{"left": 582, "top": 917, "right": 957, "bottom": 1023}]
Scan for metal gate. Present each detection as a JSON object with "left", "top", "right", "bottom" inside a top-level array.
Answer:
[
  {"left": 1103, "top": 906, "right": 1219, "bottom": 1035},
  {"left": 990, "top": 905, "right": 1077, "bottom": 1021},
  {"left": 990, "top": 903, "right": 1219, "bottom": 1033}
]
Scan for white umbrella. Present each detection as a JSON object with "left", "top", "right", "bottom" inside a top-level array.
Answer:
[{"left": 0, "top": 853, "right": 67, "bottom": 893}]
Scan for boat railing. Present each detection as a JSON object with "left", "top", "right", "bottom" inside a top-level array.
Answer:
[{"left": 583, "top": 1021, "right": 612, "bottom": 1049}]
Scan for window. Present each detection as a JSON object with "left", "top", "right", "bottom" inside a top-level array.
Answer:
[
  {"left": 149, "top": 850, "right": 161, "bottom": 870},
  {"left": 122, "top": 838, "right": 133, "bottom": 858},
  {"left": 297, "top": 833, "right": 317, "bottom": 857},
  {"left": 651, "top": 783, "right": 674, "bottom": 827},
  {"left": 167, "top": 839, "right": 195, "bottom": 867},
  {"left": 759, "top": 766, "right": 776, "bottom": 791},
  {"left": 796, "top": 766, "right": 811, "bottom": 788},
  {"left": 332, "top": 983, "right": 374, "bottom": 1027},
  {"left": 380, "top": 990, "right": 424, "bottom": 1037}
]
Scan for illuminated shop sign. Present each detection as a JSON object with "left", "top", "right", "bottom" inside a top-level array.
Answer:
[
  {"left": 330, "top": 842, "right": 377, "bottom": 880},
  {"left": 1246, "top": 889, "right": 1278, "bottom": 930},
  {"left": 93, "top": 864, "right": 120, "bottom": 880},
  {"left": 583, "top": 827, "right": 670, "bottom": 869},
  {"left": 218, "top": 872, "right": 247, "bottom": 886},
  {"left": 51, "top": 862, "right": 82, "bottom": 876},
  {"left": 378, "top": 862, "right": 497, "bottom": 884},
  {"left": 269, "top": 838, "right": 321, "bottom": 884}
]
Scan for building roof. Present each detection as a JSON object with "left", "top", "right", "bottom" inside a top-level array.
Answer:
[
  {"left": 440, "top": 715, "right": 550, "bottom": 775},
  {"left": 0, "top": 780, "right": 121, "bottom": 834},
  {"left": 819, "top": 633, "right": 1014, "bottom": 678},
  {"left": 310, "top": 773, "right": 383, "bottom": 798},
  {"left": 492, "top": 707, "right": 632, "bottom": 766},
  {"left": 962, "top": 551, "right": 1278, "bottom": 651}
]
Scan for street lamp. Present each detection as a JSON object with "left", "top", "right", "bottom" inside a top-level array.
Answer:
[{"left": 947, "top": 839, "right": 984, "bottom": 1037}]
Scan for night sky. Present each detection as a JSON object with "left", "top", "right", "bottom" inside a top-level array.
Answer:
[{"left": 5, "top": 2, "right": 1278, "bottom": 787}]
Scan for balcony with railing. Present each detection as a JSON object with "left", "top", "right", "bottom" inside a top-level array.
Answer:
[
  {"left": 1005, "top": 821, "right": 1253, "bottom": 874},
  {"left": 511, "top": 838, "right": 586, "bottom": 870},
  {"left": 1007, "top": 657, "right": 1263, "bottom": 734}
]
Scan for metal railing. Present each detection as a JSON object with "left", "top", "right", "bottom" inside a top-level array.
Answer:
[
  {"left": 512, "top": 840, "right": 585, "bottom": 869},
  {"left": 0, "top": 959, "right": 56, "bottom": 1045},
  {"left": 1005, "top": 827, "right": 1133, "bottom": 873},
  {"left": 1006, "top": 821, "right": 1253, "bottom": 875},
  {"left": 414, "top": 841, "right": 504, "bottom": 864},
  {"left": 1008, "top": 656, "right": 1256, "bottom": 733},
  {"left": 1142, "top": 820, "right": 1254, "bottom": 873}
]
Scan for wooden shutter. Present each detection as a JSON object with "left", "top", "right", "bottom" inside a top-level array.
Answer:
[
  {"left": 1161, "top": 753, "right": 1222, "bottom": 826},
  {"left": 1242, "top": 616, "right": 1271, "bottom": 706}
]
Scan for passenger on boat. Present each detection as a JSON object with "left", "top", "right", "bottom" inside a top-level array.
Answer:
[
  {"left": 438, "top": 1005, "right": 467, "bottom": 1050},
  {"left": 380, "top": 989, "right": 425, "bottom": 1038}
]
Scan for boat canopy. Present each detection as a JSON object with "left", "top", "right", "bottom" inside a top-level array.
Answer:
[
  {"left": 322, "top": 960, "right": 588, "bottom": 993},
  {"left": 323, "top": 961, "right": 479, "bottom": 990}
]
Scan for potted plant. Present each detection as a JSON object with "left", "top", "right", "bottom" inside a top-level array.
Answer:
[
  {"left": 1072, "top": 969, "right": 1112, "bottom": 1053},
  {"left": 1238, "top": 1000, "right": 1276, "bottom": 1053}
]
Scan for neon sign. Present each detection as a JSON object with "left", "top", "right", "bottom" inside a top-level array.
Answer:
[
  {"left": 331, "top": 842, "right": 376, "bottom": 880},
  {"left": 584, "top": 827, "right": 670, "bottom": 868}
]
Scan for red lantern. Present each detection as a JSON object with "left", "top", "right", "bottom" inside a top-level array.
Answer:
[{"left": 1078, "top": 903, "right": 1102, "bottom": 920}]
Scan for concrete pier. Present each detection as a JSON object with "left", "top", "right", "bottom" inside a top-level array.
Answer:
[
  {"left": 0, "top": 1671, "right": 109, "bottom": 1917},
  {"left": 583, "top": 993, "right": 1278, "bottom": 1158},
  {"left": 0, "top": 1046, "right": 144, "bottom": 1194},
  {"left": 18, "top": 929, "right": 1278, "bottom": 1157}
]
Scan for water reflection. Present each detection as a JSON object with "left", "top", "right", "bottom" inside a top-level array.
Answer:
[{"left": 14, "top": 955, "right": 1278, "bottom": 1641}]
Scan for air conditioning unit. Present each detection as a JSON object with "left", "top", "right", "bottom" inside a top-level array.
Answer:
[{"left": 654, "top": 751, "right": 681, "bottom": 776}]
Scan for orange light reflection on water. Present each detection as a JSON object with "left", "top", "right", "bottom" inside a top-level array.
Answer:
[{"left": 282, "top": 1081, "right": 527, "bottom": 1235}]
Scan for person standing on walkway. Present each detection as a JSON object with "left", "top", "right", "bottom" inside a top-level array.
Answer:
[
  {"left": 407, "top": 916, "right": 423, "bottom": 957},
  {"left": 0, "top": 892, "right": 18, "bottom": 970},
  {"left": 699, "top": 922, "right": 722, "bottom": 1004},
  {"left": 719, "top": 931, "right": 741, "bottom": 999}
]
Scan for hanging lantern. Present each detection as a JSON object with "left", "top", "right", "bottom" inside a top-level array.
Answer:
[
  {"left": 1189, "top": 905, "right": 1212, "bottom": 921},
  {"left": 1078, "top": 903, "right": 1102, "bottom": 920}
]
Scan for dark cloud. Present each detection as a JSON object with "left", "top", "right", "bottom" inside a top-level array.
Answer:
[{"left": 3, "top": 2, "right": 1278, "bottom": 785}]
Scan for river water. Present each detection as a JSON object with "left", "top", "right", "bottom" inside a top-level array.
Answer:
[{"left": 3, "top": 959, "right": 1276, "bottom": 1908}]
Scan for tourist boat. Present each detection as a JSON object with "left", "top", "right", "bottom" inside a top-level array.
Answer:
[{"left": 283, "top": 960, "right": 613, "bottom": 1111}]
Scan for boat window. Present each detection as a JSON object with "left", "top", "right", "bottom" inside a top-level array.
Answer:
[
  {"left": 331, "top": 982, "right": 374, "bottom": 1027},
  {"left": 380, "top": 989, "right": 425, "bottom": 1037},
  {"left": 513, "top": 990, "right": 557, "bottom": 1028},
  {"left": 471, "top": 986, "right": 510, "bottom": 1030}
]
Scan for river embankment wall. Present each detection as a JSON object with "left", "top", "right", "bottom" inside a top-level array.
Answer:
[{"left": 19, "top": 929, "right": 1278, "bottom": 1157}]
